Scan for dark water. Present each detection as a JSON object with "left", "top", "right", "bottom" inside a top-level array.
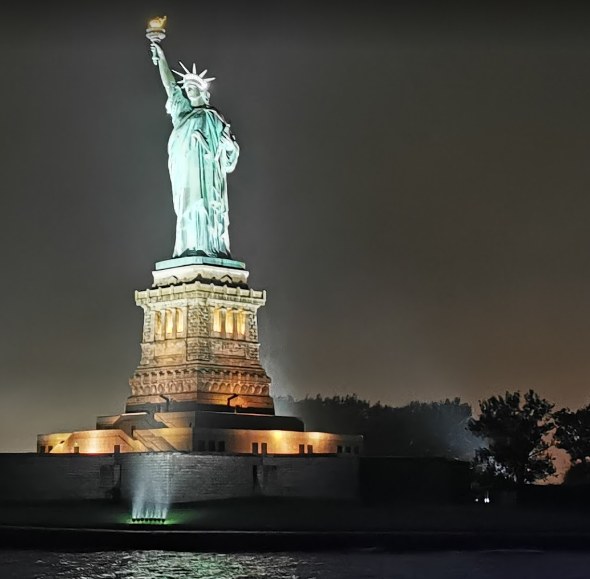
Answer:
[{"left": 1, "top": 551, "right": 590, "bottom": 579}]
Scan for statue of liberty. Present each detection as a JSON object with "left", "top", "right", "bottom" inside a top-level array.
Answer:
[{"left": 150, "top": 39, "right": 239, "bottom": 259}]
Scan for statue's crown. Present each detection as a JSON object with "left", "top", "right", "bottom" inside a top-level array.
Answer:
[{"left": 172, "top": 61, "right": 215, "bottom": 92}]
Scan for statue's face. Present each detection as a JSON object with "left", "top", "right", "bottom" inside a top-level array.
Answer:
[{"left": 185, "top": 84, "right": 208, "bottom": 106}]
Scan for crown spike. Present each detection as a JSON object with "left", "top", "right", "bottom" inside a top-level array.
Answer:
[{"left": 172, "top": 59, "right": 215, "bottom": 93}]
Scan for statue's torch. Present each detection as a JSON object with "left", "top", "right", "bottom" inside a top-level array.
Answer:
[{"left": 146, "top": 16, "right": 167, "bottom": 65}]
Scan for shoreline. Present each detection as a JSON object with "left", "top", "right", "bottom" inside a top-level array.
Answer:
[
  {"left": 2, "top": 525, "right": 590, "bottom": 552},
  {"left": 3, "top": 499, "right": 590, "bottom": 552}
]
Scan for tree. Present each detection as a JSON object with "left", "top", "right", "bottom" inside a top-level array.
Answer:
[
  {"left": 274, "top": 395, "right": 477, "bottom": 459},
  {"left": 468, "top": 390, "right": 555, "bottom": 487},
  {"left": 554, "top": 405, "right": 590, "bottom": 484}
]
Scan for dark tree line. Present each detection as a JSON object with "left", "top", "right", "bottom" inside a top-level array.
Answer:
[
  {"left": 277, "top": 391, "right": 590, "bottom": 487},
  {"left": 275, "top": 395, "right": 477, "bottom": 460}
]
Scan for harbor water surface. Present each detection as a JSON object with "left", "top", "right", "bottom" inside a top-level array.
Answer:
[{"left": 1, "top": 550, "right": 590, "bottom": 578}]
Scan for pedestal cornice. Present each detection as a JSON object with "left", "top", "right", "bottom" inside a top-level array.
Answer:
[{"left": 153, "top": 258, "right": 249, "bottom": 288}]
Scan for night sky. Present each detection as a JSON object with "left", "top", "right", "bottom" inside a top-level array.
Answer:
[{"left": 3, "top": 2, "right": 590, "bottom": 451}]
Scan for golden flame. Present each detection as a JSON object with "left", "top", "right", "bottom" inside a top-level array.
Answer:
[{"left": 148, "top": 16, "right": 167, "bottom": 30}]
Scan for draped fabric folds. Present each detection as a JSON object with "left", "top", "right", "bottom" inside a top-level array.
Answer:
[{"left": 166, "top": 85, "right": 239, "bottom": 258}]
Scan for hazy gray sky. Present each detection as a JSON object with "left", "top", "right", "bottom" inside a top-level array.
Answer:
[{"left": 3, "top": 2, "right": 590, "bottom": 450}]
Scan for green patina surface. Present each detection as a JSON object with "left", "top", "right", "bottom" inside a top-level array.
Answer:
[
  {"left": 151, "top": 42, "right": 240, "bottom": 260},
  {"left": 155, "top": 256, "right": 246, "bottom": 271}
]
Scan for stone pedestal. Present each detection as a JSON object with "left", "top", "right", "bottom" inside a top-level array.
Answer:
[
  {"left": 37, "top": 258, "right": 364, "bottom": 458},
  {"left": 126, "top": 258, "right": 274, "bottom": 414}
]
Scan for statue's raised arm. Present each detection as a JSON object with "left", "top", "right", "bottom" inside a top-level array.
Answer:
[{"left": 151, "top": 43, "right": 176, "bottom": 98}]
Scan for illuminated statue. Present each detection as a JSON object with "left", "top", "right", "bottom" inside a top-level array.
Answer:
[{"left": 148, "top": 20, "right": 239, "bottom": 259}]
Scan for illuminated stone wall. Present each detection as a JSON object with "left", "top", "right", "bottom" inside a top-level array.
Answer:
[
  {"left": 192, "top": 428, "right": 362, "bottom": 456},
  {"left": 127, "top": 265, "right": 274, "bottom": 413},
  {"left": 0, "top": 452, "right": 359, "bottom": 502},
  {"left": 118, "top": 453, "right": 359, "bottom": 502},
  {"left": 35, "top": 266, "right": 364, "bottom": 462},
  {"left": 37, "top": 426, "right": 362, "bottom": 456},
  {"left": 38, "top": 430, "right": 141, "bottom": 454}
]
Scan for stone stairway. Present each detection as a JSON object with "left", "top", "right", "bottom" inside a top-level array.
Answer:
[{"left": 133, "top": 430, "right": 177, "bottom": 452}]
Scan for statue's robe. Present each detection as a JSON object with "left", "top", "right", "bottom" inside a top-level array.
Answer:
[{"left": 166, "top": 85, "right": 239, "bottom": 258}]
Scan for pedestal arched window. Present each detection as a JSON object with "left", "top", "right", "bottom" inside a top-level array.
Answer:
[
  {"left": 155, "top": 308, "right": 185, "bottom": 340},
  {"left": 225, "top": 309, "right": 234, "bottom": 336},
  {"left": 155, "top": 311, "right": 164, "bottom": 340},
  {"left": 213, "top": 307, "right": 223, "bottom": 333},
  {"left": 236, "top": 310, "right": 247, "bottom": 338},
  {"left": 176, "top": 308, "right": 184, "bottom": 334}
]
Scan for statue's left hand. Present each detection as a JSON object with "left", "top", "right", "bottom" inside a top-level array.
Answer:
[{"left": 220, "top": 129, "right": 235, "bottom": 150}]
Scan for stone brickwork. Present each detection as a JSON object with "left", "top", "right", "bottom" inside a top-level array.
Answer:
[
  {"left": 119, "top": 453, "right": 259, "bottom": 502},
  {"left": 36, "top": 263, "right": 364, "bottom": 460},
  {"left": 0, "top": 453, "right": 359, "bottom": 503},
  {"left": 0, "top": 454, "right": 117, "bottom": 501},
  {"left": 260, "top": 455, "right": 359, "bottom": 499},
  {"left": 38, "top": 424, "right": 362, "bottom": 456},
  {"left": 119, "top": 453, "right": 359, "bottom": 502},
  {"left": 127, "top": 265, "right": 273, "bottom": 412}
]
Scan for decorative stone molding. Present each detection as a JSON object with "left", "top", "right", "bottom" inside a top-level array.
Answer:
[
  {"left": 152, "top": 263, "right": 250, "bottom": 288},
  {"left": 128, "top": 264, "right": 274, "bottom": 412},
  {"left": 129, "top": 366, "right": 270, "bottom": 397}
]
